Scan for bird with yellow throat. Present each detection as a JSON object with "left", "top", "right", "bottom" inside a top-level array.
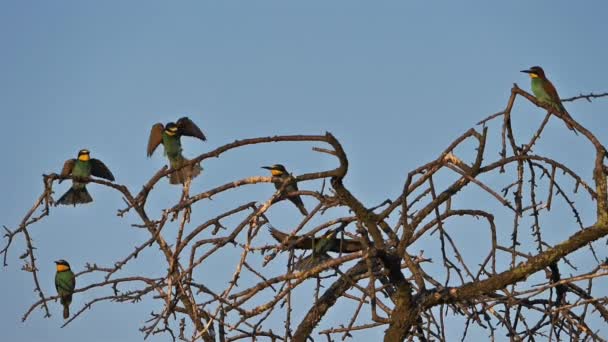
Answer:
[
  {"left": 56, "top": 149, "right": 115, "bottom": 206},
  {"left": 54, "top": 259, "right": 75, "bottom": 319},
  {"left": 521, "top": 66, "right": 577, "bottom": 133},
  {"left": 147, "top": 117, "right": 207, "bottom": 185},
  {"left": 262, "top": 164, "right": 308, "bottom": 216}
]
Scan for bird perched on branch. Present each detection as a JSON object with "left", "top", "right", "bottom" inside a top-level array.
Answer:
[
  {"left": 56, "top": 149, "right": 115, "bottom": 206},
  {"left": 147, "top": 117, "right": 207, "bottom": 185},
  {"left": 520, "top": 66, "right": 576, "bottom": 132},
  {"left": 269, "top": 226, "right": 361, "bottom": 271},
  {"left": 270, "top": 227, "right": 396, "bottom": 297},
  {"left": 262, "top": 164, "right": 308, "bottom": 216},
  {"left": 54, "top": 259, "right": 75, "bottom": 319}
]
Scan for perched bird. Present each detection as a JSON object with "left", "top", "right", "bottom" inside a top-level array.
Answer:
[
  {"left": 269, "top": 227, "right": 395, "bottom": 297},
  {"left": 147, "top": 117, "right": 207, "bottom": 185},
  {"left": 54, "top": 259, "right": 76, "bottom": 319},
  {"left": 269, "top": 226, "right": 361, "bottom": 253},
  {"left": 56, "top": 149, "right": 115, "bottom": 206},
  {"left": 520, "top": 66, "right": 576, "bottom": 132},
  {"left": 262, "top": 164, "right": 308, "bottom": 216},
  {"left": 269, "top": 226, "right": 358, "bottom": 271}
]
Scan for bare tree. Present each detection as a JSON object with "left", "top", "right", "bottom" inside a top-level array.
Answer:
[{"left": 3, "top": 85, "right": 608, "bottom": 341}]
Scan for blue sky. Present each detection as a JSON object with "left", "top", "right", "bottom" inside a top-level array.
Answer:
[{"left": 1, "top": 2, "right": 608, "bottom": 341}]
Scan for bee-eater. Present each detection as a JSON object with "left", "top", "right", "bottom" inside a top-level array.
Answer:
[
  {"left": 269, "top": 226, "right": 361, "bottom": 253},
  {"left": 56, "top": 149, "right": 115, "bottom": 206},
  {"left": 262, "top": 164, "right": 308, "bottom": 216},
  {"left": 54, "top": 259, "right": 75, "bottom": 319},
  {"left": 269, "top": 227, "right": 356, "bottom": 271},
  {"left": 520, "top": 66, "right": 576, "bottom": 132},
  {"left": 269, "top": 227, "right": 394, "bottom": 296},
  {"left": 296, "top": 228, "right": 342, "bottom": 271},
  {"left": 147, "top": 117, "right": 207, "bottom": 185}
]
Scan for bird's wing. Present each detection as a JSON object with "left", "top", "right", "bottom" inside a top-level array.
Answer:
[
  {"left": 55, "top": 280, "right": 69, "bottom": 293},
  {"left": 147, "top": 123, "right": 165, "bottom": 157},
  {"left": 177, "top": 117, "right": 206, "bottom": 141},
  {"left": 55, "top": 273, "right": 76, "bottom": 293},
  {"left": 543, "top": 80, "right": 562, "bottom": 104},
  {"left": 68, "top": 272, "right": 76, "bottom": 291},
  {"left": 289, "top": 175, "right": 300, "bottom": 191},
  {"left": 90, "top": 159, "right": 115, "bottom": 181},
  {"left": 60, "top": 159, "right": 76, "bottom": 177},
  {"left": 326, "top": 235, "right": 364, "bottom": 253},
  {"left": 543, "top": 80, "right": 571, "bottom": 114},
  {"left": 269, "top": 227, "right": 313, "bottom": 249},
  {"left": 269, "top": 227, "right": 363, "bottom": 253}
]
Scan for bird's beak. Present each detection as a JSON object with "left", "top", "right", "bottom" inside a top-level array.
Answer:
[
  {"left": 520, "top": 69, "right": 532, "bottom": 74},
  {"left": 54, "top": 260, "right": 60, "bottom": 264},
  {"left": 261, "top": 166, "right": 273, "bottom": 170}
]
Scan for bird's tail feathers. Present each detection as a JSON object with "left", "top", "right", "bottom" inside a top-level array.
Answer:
[
  {"left": 60, "top": 294, "right": 72, "bottom": 319},
  {"left": 56, "top": 187, "right": 93, "bottom": 206},
  {"left": 288, "top": 197, "right": 309, "bottom": 216},
  {"left": 563, "top": 120, "right": 578, "bottom": 134},
  {"left": 296, "top": 202, "right": 309, "bottom": 216},
  {"left": 554, "top": 103, "right": 578, "bottom": 135},
  {"left": 170, "top": 162, "right": 202, "bottom": 185},
  {"left": 63, "top": 304, "right": 70, "bottom": 319},
  {"left": 561, "top": 110, "right": 578, "bottom": 135}
]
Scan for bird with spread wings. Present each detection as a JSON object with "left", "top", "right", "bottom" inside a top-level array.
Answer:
[{"left": 147, "top": 117, "right": 207, "bottom": 185}]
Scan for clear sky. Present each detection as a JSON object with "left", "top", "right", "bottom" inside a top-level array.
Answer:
[{"left": 1, "top": 1, "right": 608, "bottom": 341}]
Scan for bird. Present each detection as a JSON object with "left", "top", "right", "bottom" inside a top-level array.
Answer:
[
  {"left": 520, "top": 66, "right": 576, "bottom": 132},
  {"left": 262, "top": 164, "right": 308, "bottom": 216},
  {"left": 56, "top": 149, "right": 115, "bottom": 206},
  {"left": 269, "top": 227, "right": 395, "bottom": 297},
  {"left": 147, "top": 117, "right": 207, "bottom": 185},
  {"left": 269, "top": 226, "right": 362, "bottom": 253},
  {"left": 269, "top": 226, "right": 358, "bottom": 271},
  {"left": 54, "top": 259, "right": 76, "bottom": 319}
]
